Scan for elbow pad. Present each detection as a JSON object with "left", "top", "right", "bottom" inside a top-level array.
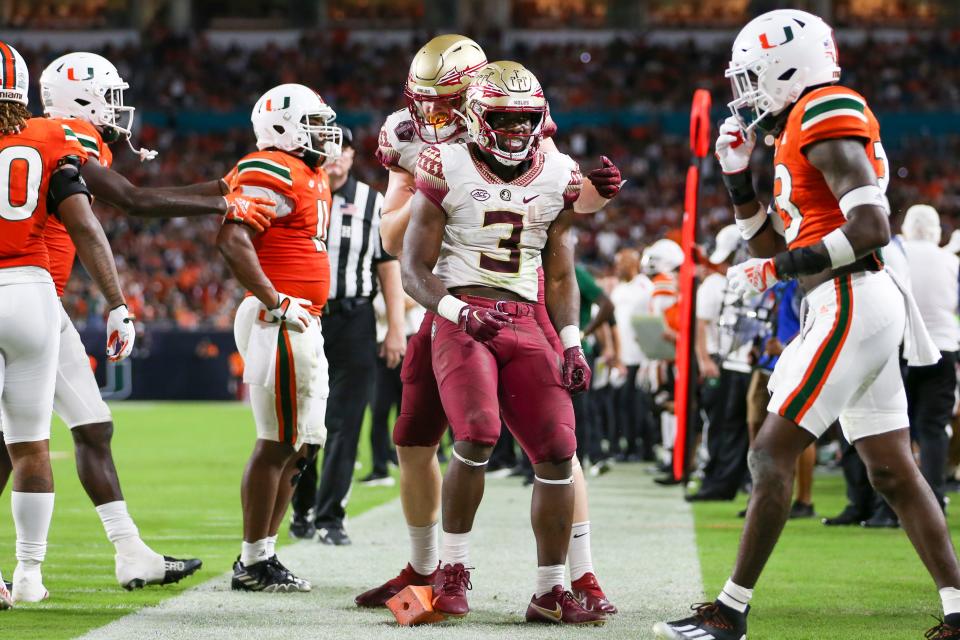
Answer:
[
  {"left": 48, "top": 156, "right": 91, "bottom": 218},
  {"left": 773, "top": 246, "right": 831, "bottom": 279}
]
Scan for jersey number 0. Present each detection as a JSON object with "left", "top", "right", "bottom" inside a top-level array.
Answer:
[{"left": 0, "top": 146, "right": 42, "bottom": 222}]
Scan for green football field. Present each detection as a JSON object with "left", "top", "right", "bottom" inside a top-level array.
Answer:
[{"left": 0, "top": 401, "right": 957, "bottom": 639}]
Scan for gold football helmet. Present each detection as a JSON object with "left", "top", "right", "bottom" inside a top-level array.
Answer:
[
  {"left": 464, "top": 60, "right": 547, "bottom": 166},
  {"left": 404, "top": 34, "right": 487, "bottom": 143}
]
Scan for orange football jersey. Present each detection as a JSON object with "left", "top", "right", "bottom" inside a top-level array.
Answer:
[
  {"left": 651, "top": 272, "right": 681, "bottom": 332},
  {"left": 231, "top": 150, "right": 332, "bottom": 315},
  {"left": 0, "top": 117, "right": 87, "bottom": 272},
  {"left": 773, "top": 85, "right": 888, "bottom": 250},
  {"left": 44, "top": 118, "right": 111, "bottom": 296}
]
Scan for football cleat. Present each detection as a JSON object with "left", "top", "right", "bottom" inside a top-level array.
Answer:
[
  {"left": 316, "top": 526, "right": 351, "bottom": 546},
  {"left": 355, "top": 563, "right": 435, "bottom": 608},
  {"left": 288, "top": 510, "right": 316, "bottom": 540},
  {"left": 571, "top": 572, "right": 618, "bottom": 614},
  {"left": 431, "top": 563, "right": 472, "bottom": 617},
  {"left": 653, "top": 601, "right": 747, "bottom": 640},
  {"left": 928, "top": 617, "right": 960, "bottom": 639},
  {"left": 119, "top": 554, "right": 202, "bottom": 590},
  {"left": 11, "top": 564, "right": 48, "bottom": 603},
  {"left": 231, "top": 556, "right": 309, "bottom": 593},
  {"left": 0, "top": 571, "right": 12, "bottom": 610},
  {"left": 525, "top": 585, "right": 606, "bottom": 625},
  {"left": 269, "top": 555, "right": 311, "bottom": 591}
]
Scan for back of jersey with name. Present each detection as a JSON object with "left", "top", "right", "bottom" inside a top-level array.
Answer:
[
  {"left": 0, "top": 117, "right": 87, "bottom": 272},
  {"left": 416, "top": 143, "right": 581, "bottom": 301}
]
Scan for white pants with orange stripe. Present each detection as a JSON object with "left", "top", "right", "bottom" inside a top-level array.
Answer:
[
  {"left": 767, "top": 270, "right": 908, "bottom": 442},
  {"left": 234, "top": 297, "right": 328, "bottom": 448}
]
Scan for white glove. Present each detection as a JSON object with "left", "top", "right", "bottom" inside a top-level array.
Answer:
[
  {"left": 106, "top": 304, "right": 135, "bottom": 362},
  {"left": 727, "top": 258, "right": 779, "bottom": 297},
  {"left": 269, "top": 293, "right": 313, "bottom": 333},
  {"left": 715, "top": 115, "right": 756, "bottom": 174}
]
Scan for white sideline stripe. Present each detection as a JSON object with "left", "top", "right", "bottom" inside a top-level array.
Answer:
[{"left": 79, "top": 467, "right": 703, "bottom": 640}]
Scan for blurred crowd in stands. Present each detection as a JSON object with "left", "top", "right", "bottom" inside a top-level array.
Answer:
[{"left": 9, "top": 31, "right": 958, "bottom": 327}]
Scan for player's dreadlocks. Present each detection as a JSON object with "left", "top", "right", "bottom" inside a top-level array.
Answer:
[{"left": 0, "top": 102, "right": 30, "bottom": 135}]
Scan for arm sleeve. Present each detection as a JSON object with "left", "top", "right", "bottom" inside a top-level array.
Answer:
[{"left": 414, "top": 145, "right": 449, "bottom": 209}]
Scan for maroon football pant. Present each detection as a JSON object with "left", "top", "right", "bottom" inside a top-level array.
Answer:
[
  {"left": 431, "top": 297, "right": 576, "bottom": 464},
  {"left": 392, "top": 311, "right": 448, "bottom": 447}
]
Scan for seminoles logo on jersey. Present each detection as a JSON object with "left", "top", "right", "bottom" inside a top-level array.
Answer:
[
  {"left": 435, "top": 60, "right": 488, "bottom": 87},
  {"left": 67, "top": 67, "right": 95, "bottom": 81}
]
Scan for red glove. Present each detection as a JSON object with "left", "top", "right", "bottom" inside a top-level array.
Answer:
[
  {"left": 458, "top": 305, "right": 512, "bottom": 342},
  {"left": 586, "top": 156, "right": 622, "bottom": 200},
  {"left": 562, "top": 346, "right": 592, "bottom": 393},
  {"left": 224, "top": 192, "right": 277, "bottom": 233}
]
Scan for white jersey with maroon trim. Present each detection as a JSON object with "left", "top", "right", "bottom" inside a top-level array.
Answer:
[{"left": 415, "top": 143, "right": 581, "bottom": 301}]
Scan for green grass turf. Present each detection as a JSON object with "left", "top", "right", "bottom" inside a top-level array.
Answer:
[
  {"left": 693, "top": 471, "right": 960, "bottom": 639},
  {"left": 0, "top": 401, "right": 401, "bottom": 640}
]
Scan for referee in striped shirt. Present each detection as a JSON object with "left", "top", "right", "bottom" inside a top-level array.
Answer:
[{"left": 290, "top": 127, "right": 407, "bottom": 545}]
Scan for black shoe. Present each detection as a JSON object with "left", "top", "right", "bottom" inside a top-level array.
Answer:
[
  {"left": 359, "top": 471, "right": 395, "bottom": 487},
  {"left": 789, "top": 500, "right": 815, "bottom": 519},
  {"left": 653, "top": 601, "right": 747, "bottom": 639},
  {"left": 927, "top": 616, "right": 960, "bottom": 639},
  {"left": 654, "top": 475, "right": 683, "bottom": 486},
  {"left": 861, "top": 513, "right": 899, "bottom": 528},
  {"left": 316, "top": 525, "right": 352, "bottom": 546},
  {"left": 289, "top": 510, "right": 316, "bottom": 539},
  {"left": 231, "top": 556, "right": 310, "bottom": 592},
  {"left": 160, "top": 556, "right": 202, "bottom": 586},
  {"left": 821, "top": 505, "right": 867, "bottom": 526}
]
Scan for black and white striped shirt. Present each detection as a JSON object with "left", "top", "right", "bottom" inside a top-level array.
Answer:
[{"left": 327, "top": 175, "right": 392, "bottom": 300}]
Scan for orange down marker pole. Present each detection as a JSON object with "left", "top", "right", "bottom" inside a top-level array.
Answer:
[{"left": 673, "top": 89, "right": 712, "bottom": 481}]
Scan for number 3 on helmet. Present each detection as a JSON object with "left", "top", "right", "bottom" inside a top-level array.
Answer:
[{"left": 251, "top": 84, "right": 342, "bottom": 168}]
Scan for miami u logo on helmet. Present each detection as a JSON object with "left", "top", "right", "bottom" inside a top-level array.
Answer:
[
  {"left": 66, "top": 67, "right": 94, "bottom": 81},
  {"left": 265, "top": 96, "right": 291, "bottom": 111},
  {"left": 759, "top": 26, "right": 795, "bottom": 49}
]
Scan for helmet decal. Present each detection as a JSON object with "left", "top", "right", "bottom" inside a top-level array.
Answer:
[
  {"left": 265, "top": 96, "right": 291, "bottom": 111},
  {"left": 66, "top": 67, "right": 95, "bottom": 81},
  {"left": 759, "top": 26, "right": 794, "bottom": 49}
]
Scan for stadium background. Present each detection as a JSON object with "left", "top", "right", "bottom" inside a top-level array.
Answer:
[{"left": 3, "top": 0, "right": 957, "bottom": 400}]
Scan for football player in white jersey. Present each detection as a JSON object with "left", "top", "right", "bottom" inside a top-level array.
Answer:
[
  {"left": 356, "top": 35, "right": 620, "bottom": 613},
  {"left": 401, "top": 61, "right": 610, "bottom": 625}
]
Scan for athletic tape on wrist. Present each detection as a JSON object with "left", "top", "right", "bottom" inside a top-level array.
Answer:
[
  {"left": 534, "top": 475, "right": 574, "bottom": 485},
  {"left": 822, "top": 228, "right": 856, "bottom": 268},
  {"left": 559, "top": 325, "right": 581, "bottom": 350},
  {"left": 438, "top": 295, "right": 468, "bottom": 324},
  {"left": 839, "top": 185, "right": 889, "bottom": 218},
  {"left": 735, "top": 205, "right": 768, "bottom": 240},
  {"left": 452, "top": 449, "right": 488, "bottom": 467}
]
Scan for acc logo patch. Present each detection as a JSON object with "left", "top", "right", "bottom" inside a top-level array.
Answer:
[
  {"left": 395, "top": 120, "right": 415, "bottom": 142},
  {"left": 500, "top": 189, "right": 511, "bottom": 201},
  {"left": 471, "top": 188, "right": 490, "bottom": 201}
]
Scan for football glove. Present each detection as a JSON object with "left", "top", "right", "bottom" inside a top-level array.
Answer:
[
  {"left": 715, "top": 116, "right": 756, "bottom": 174},
  {"left": 106, "top": 304, "right": 135, "bottom": 362},
  {"left": 270, "top": 293, "right": 313, "bottom": 333},
  {"left": 585, "top": 156, "right": 622, "bottom": 199},
  {"left": 224, "top": 192, "right": 277, "bottom": 233},
  {"left": 458, "top": 305, "right": 512, "bottom": 342},
  {"left": 727, "top": 257, "right": 779, "bottom": 297},
  {"left": 562, "top": 346, "right": 592, "bottom": 393}
]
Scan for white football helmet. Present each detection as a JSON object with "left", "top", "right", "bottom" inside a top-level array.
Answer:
[
  {"left": 641, "top": 239, "right": 685, "bottom": 275},
  {"left": 40, "top": 52, "right": 156, "bottom": 161},
  {"left": 902, "top": 204, "right": 941, "bottom": 244},
  {"left": 726, "top": 9, "right": 840, "bottom": 132},
  {"left": 0, "top": 41, "right": 29, "bottom": 106},
  {"left": 251, "top": 84, "right": 341, "bottom": 167}
]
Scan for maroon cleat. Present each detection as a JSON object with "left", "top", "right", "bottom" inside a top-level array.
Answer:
[
  {"left": 354, "top": 563, "right": 434, "bottom": 608},
  {"left": 525, "top": 585, "right": 607, "bottom": 625},
  {"left": 431, "top": 563, "right": 472, "bottom": 617},
  {"left": 572, "top": 572, "right": 618, "bottom": 614}
]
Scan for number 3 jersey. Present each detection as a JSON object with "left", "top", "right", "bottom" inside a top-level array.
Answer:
[
  {"left": 773, "top": 85, "right": 887, "bottom": 250},
  {"left": 228, "top": 150, "right": 333, "bottom": 315},
  {"left": 415, "top": 143, "right": 581, "bottom": 302}
]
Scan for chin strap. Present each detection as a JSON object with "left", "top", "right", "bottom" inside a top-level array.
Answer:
[{"left": 126, "top": 136, "right": 158, "bottom": 162}]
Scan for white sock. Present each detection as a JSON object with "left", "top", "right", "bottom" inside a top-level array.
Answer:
[
  {"left": 95, "top": 500, "right": 155, "bottom": 558},
  {"left": 265, "top": 534, "right": 278, "bottom": 558},
  {"left": 12, "top": 491, "right": 54, "bottom": 567},
  {"left": 942, "top": 587, "right": 960, "bottom": 617},
  {"left": 569, "top": 521, "right": 594, "bottom": 582},
  {"left": 241, "top": 538, "right": 270, "bottom": 566},
  {"left": 717, "top": 578, "right": 753, "bottom": 613},
  {"left": 408, "top": 522, "right": 439, "bottom": 575},
  {"left": 439, "top": 530, "right": 470, "bottom": 567},
  {"left": 536, "top": 564, "right": 565, "bottom": 598}
]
